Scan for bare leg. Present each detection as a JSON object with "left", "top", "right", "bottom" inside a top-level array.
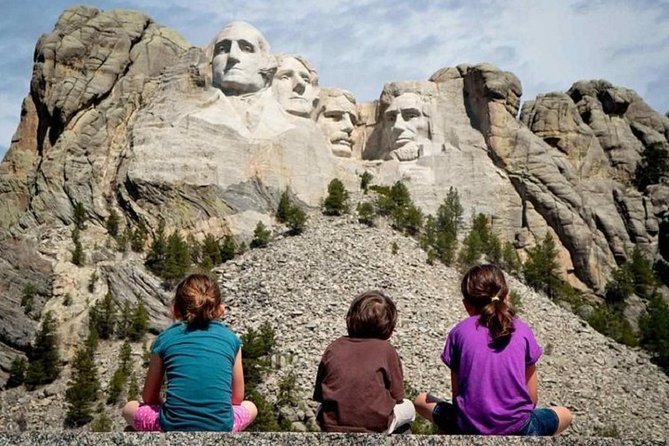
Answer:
[
  {"left": 413, "top": 392, "right": 438, "bottom": 423},
  {"left": 122, "top": 400, "right": 140, "bottom": 427},
  {"left": 552, "top": 407, "right": 573, "bottom": 435}
]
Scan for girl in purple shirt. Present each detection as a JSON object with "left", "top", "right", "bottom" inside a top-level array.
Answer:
[{"left": 414, "top": 264, "right": 573, "bottom": 435}]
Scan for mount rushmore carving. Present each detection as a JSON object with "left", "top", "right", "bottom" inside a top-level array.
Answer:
[{"left": 1, "top": 5, "right": 669, "bottom": 381}]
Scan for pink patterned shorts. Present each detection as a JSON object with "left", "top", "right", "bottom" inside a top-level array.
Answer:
[{"left": 133, "top": 403, "right": 253, "bottom": 432}]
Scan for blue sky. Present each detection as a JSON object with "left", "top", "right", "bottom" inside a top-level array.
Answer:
[{"left": 1, "top": 0, "right": 668, "bottom": 158}]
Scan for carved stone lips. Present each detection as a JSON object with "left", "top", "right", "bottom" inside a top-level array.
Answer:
[{"left": 332, "top": 137, "right": 352, "bottom": 147}]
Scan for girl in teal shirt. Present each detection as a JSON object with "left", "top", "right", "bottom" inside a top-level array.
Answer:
[{"left": 122, "top": 274, "right": 257, "bottom": 431}]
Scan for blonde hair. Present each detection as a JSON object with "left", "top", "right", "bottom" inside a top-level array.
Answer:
[{"left": 173, "top": 274, "right": 222, "bottom": 327}]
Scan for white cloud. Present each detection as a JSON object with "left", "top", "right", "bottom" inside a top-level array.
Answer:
[{"left": 1, "top": 0, "right": 668, "bottom": 160}]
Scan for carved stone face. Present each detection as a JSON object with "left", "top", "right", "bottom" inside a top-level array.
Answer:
[
  {"left": 317, "top": 94, "right": 357, "bottom": 157},
  {"left": 385, "top": 92, "right": 430, "bottom": 151},
  {"left": 212, "top": 22, "right": 271, "bottom": 95},
  {"left": 273, "top": 56, "right": 318, "bottom": 117}
]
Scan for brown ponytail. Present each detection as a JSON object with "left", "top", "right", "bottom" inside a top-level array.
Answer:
[
  {"left": 461, "top": 264, "right": 515, "bottom": 347},
  {"left": 173, "top": 274, "right": 223, "bottom": 328}
]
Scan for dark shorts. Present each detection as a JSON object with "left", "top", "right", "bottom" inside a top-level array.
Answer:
[
  {"left": 432, "top": 401, "right": 559, "bottom": 436},
  {"left": 515, "top": 408, "right": 559, "bottom": 436}
]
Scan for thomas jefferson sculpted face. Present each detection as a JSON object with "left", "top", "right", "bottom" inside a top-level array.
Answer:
[
  {"left": 316, "top": 90, "right": 358, "bottom": 158},
  {"left": 273, "top": 55, "right": 319, "bottom": 117},
  {"left": 211, "top": 21, "right": 275, "bottom": 96}
]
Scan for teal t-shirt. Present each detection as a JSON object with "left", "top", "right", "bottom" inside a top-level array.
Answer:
[{"left": 151, "top": 321, "right": 241, "bottom": 431}]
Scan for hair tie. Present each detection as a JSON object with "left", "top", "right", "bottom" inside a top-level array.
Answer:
[{"left": 491, "top": 295, "right": 500, "bottom": 302}]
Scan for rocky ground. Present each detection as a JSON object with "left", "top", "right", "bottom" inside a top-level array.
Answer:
[{"left": 1, "top": 210, "right": 669, "bottom": 439}]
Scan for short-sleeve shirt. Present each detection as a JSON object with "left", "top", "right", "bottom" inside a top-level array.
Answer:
[
  {"left": 441, "top": 316, "right": 542, "bottom": 435},
  {"left": 151, "top": 321, "right": 241, "bottom": 431},
  {"left": 313, "top": 336, "right": 405, "bottom": 433}
]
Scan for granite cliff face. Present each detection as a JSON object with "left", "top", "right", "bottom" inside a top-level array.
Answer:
[{"left": 0, "top": 5, "right": 668, "bottom": 393}]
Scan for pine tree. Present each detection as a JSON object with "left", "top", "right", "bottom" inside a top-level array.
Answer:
[
  {"left": 64, "top": 335, "right": 100, "bottom": 427},
  {"left": 220, "top": 235, "right": 237, "bottom": 262},
  {"left": 359, "top": 171, "right": 373, "bottom": 194},
  {"left": 73, "top": 202, "right": 87, "bottom": 230},
  {"left": 628, "top": 246, "right": 656, "bottom": 300},
  {"left": 286, "top": 205, "right": 307, "bottom": 235},
  {"left": 501, "top": 242, "right": 521, "bottom": 274},
  {"left": 276, "top": 189, "right": 292, "bottom": 223},
  {"left": 25, "top": 312, "right": 61, "bottom": 389},
  {"left": 145, "top": 219, "right": 167, "bottom": 275},
  {"left": 116, "top": 301, "right": 133, "bottom": 340},
  {"left": 523, "top": 233, "right": 562, "bottom": 300},
  {"left": 130, "top": 220, "right": 149, "bottom": 252},
  {"left": 421, "top": 188, "right": 463, "bottom": 266},
  {"left": 201, "top": 234, "right": 222, "bottom": 267},
  {"left": 356, "top": 202, "right": 376, "bottom": 226},
  {"left": 163, "top": 230, "right": 191, "bottom": 282},
  {"left": 6, "top": 357, "right": 27, "bottom": 388},
  {"left": 105, "top": 209, "right": 120, "bottom": 238},
  {"left": 323, "top": 178, "right": 350, "bottom": 215},
  {"left": 128, "top": 300, "right": 149, "bottom": 342},
  {"left": 71, "top": 228, "right": 85, "bottom": 266},
  {"left": 127, "top": 372, "right": 139, "bottom": 401},
  {"left": 89, "top": 291, "right": 117, "bottom": 340},
  {"left": 635, "top": 141, "right": 669, "bottom": 190},
  {"left": 251, "top": 221, "right": 272, "bottom": 248},
  {"left": 20, "top": 284, "right": 36, "bottom": 315},
  {"left": 640, "top": 295, "right": 669, "bottom": 370}
]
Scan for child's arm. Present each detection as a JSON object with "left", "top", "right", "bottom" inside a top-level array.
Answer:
[
  {"left": 143, "top": 354, "right": 165, "bottom": 405},
  {"left": 231, "top": 349, "right": 245, "bottom": 405},
  {"left": 526, "top": 364, "right": 538, "bottom": 404},
  {"left": 450, "top": 370, "right": 459, "bottom": 398},
  {"left": 313, "top": 361, "right": 326, "bottom": 402}
]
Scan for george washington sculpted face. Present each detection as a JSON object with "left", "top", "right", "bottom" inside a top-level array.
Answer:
[{"left": 211, "top": 21, "right": 275, "bottom": 96}]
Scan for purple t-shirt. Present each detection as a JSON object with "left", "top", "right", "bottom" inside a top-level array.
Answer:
[{"left": 441, "top": 315, "right": 542, "bottom": 435}]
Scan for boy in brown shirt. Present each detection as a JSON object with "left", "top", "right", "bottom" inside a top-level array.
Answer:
[{"left": 313, "top": 290, "right": 415, "bottom": 433}]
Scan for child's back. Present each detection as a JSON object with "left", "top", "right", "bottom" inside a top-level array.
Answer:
[
  {"left": 313, "top": 290, "right": 415, "bottom": 433},
  {"left": 314, "top": 336, "right": 404, "bottom": 432},
  {"left": 154, "top": 320, "right": 239, "bottom": 431},
  {"left": 442, "top": 315, "right": 541, "bottom": 434}
]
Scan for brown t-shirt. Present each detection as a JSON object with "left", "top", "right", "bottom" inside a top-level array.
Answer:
[{"left": 313, "top": 336, "right": 405, "bottom": 433}]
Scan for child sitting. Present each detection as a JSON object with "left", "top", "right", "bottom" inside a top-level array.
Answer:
[
  {"left": 414, "top": 264, "right": 573, "bottom": 435},
  {"left": 313, "top": 290, "right": 415, "bottom": 433},
  {"left": 122, "top": 273, "right": 257, "bottom": 431}
]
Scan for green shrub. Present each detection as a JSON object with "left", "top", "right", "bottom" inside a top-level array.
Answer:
[
  {"left": 251, "top": 221, "right": 272, "bottom": 248},
  {"left": 639, "top": 295, "right": 669, "bottom": 370},
  {"left": 421, "top": 188, "right": 463, "bottom": 266},
  {"left": 360, "top": 171, "right": 373, "bottom": 194},
  {"left": 64, "top": 340, "right": 100, "bottom": 427},
  {"left": 588, "top": 305, "right": 638, "bottom": 347},
  {"left": 220, "top": 235, "right": 238, "bottom": 262},
  {"left": 130, "top": 220, "right": 148, "bottom": 252},
  {"left": 73, "top": 202, "right": 87, "bottom": 230},
  {"left": 356, "top": 202, "right": 376, "bottom": 226},
  {"left": 25, "top": 312, "right": 61, "bottom": 389},
  {"left": 71, "top": 228, "right": 85, "bottom": 266},
  {"left": 20, "top": 284, "right": 36, "bottom": 315},
  {"left": 523, "top": 233, "right": 562, "bottom": 300},
  {"left": 276, "top": 189, "right": 293, "bottom": 223},
  {"left": 6, "top": 357, "right": 27, "bottom": 389},
  {"left": 634, "top": 141, "right": 669, "bottom": 191},
  {"left": 105, "top": 209, "right": 120, "bottom": 238},
  {"left": 323, "top": 178, "right": 350, "bottom": 215},
  {"left": 90, "top": 291, "right": 117, "bottom": 340}
]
